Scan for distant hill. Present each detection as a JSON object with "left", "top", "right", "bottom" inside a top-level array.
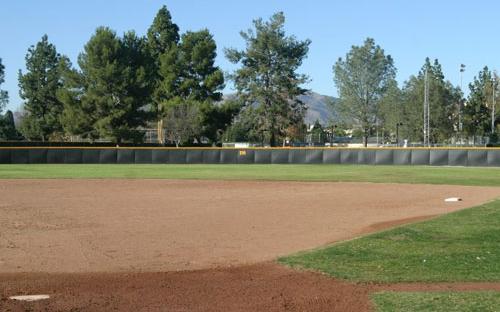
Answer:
[
  {"left": 223, "top": 91, "right": 339, "bottom": 126},
  {"left": 298, "top": 91, "right": 338, "bottom": 125}
]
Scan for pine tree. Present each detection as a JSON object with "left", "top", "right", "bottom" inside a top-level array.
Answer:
[
  {"left": 0, "top": 110, "right": 21, "bottom": 140},
  {"left": 58, "top": 56, "right": 91, "bottom": 139},
  {"left": 156, "top": 29, "right": 225, "bottom": 145},
  {"left": 60, "top": 27, "right": 151, "bottom": 143},
  {"left": 464, "top": 67, "right": 493, "bottom": 144},
  {"left": 147, "top": 5, "right": 180, "bottom": 143},
  {"left": 147, "top": 6, "right": 180, "bottom": 59},
  {"left": 18, "top": 35, "right": 65, "bottom": 141},
  {"left": 0, "top": 58, "right": 7, "bottom": 114},
  {"left": 226, "top": 12, "right": 310, "bottom": 146}
]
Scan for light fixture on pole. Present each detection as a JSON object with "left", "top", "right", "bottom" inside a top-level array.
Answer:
[{"left": 459, "top": 64, "right": 466, "bottom": 135}]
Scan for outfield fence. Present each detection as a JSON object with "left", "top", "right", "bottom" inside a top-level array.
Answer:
[{"left": 1, "top": 147, "right": 500, "bottom": 167}]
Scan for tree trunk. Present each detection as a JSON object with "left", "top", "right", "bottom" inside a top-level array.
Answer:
[
  {"left": 157, "top": 119, "right": 164, "bottom": 145},
  {"left": 270, "top": 130, "right": 276, "bottom": 147},
  {"left": 363, "top": 127, "right": 368, "bottom": 147}
]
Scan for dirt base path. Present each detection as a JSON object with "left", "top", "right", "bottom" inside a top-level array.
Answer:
[
  {"left": 2, "top": 263, "right": 500, "bottom": 312},
  {"left": 1, "top": 179, "right": 499, "bottom": 273}
]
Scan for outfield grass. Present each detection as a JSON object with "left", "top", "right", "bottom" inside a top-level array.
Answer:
[
  {"left": 0, "top": 164, "right": 500, "bottom": 186},
  {"left": 279, "top": 199, "right": 500, "bottom": 282},
  {"left": 372, "top": 291, "right": 500, "bottom": 312}
]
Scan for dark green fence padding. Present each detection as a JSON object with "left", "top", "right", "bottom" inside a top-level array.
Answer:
[
  {"left": 0, "top": 147, "right": 499, "bottom": 167},
  {"left": 28, "top": 149, "right": 47, "bottom": 164},
  {"left": 375, "top": 149, "right": 393, "bottom": 165},
  {"left": 254, "top": 150, "right": 271, "bottom": 164},
  {"left": 468, "top": 150, "right": 488, "bottom": 167},
  {"left": 306, "top": 149, "right": 323, "bottom": 164},
  {"left": 152, "top": 150, "right": 169, "bottom": 164},
  {"left": 448, "top": 150, "right": 468, "bottom": 166},
  {"left": 134, "top": 149, "right": 152, "bottom": 164},
  {"left": 429, "top": 149, "right": 448, "bottom": 166},
  {"left": 488, "top": 150, "right": 500, "bottom": 166},
  {"left": 82, "top": 149, "right": 100, "bottom": 164},
  {"left": 47, "top": 149, "right": 65, "bottom": 164},
  {"left": 323, "top": 149, "right": 340, "bottom": 164},
  {"left": 11, "top": 149, "right": 29, "bottom": 164},
  {"left": 117, "top": 149, "right": 135, "bottom": 164}
]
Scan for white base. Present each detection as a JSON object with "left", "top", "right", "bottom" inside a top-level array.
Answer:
[
  {"left": 444, "top": 197, "right": 462, "bottom": 202},
  {"left": 9, "top": 295, "right": 50, "bottom": 302}
]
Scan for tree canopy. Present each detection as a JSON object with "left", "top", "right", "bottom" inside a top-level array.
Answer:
[
  {"left": 0, "top": 58, "right": 7, "bottom": 113},
  {"left": 0, "top": 7, "right": 497, "bottom": 146},
  {"left": 59, "top": 27, "right": 151, "bottom": 143},
  {"left": 464, "top": 66, "right": 494, "bottom": 143},
  {"left": 18, "top": 35, "right": 66, "bottom": 141},
  {"left": 394, "top": 58, "right": 461, "bottom": 144},
  {"left": 333, "top": 38, "right": 396, "bottom": 147},
  {"left": 226, "top": 12, "right": 311, "bottom": 146}
]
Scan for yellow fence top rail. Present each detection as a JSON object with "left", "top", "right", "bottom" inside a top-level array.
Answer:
[{"left": 1, "top": 146, "right": 500, "bottom": 151}]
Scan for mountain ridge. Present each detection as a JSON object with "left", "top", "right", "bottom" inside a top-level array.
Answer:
[{"left": 224, "top": 91, "right": 338, "bottom": 125}]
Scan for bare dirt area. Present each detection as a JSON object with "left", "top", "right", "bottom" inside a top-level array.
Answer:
[
  {"left": 2, "top": 263, "right": 500, "bottom": 312},
  {"left": 0, "top": 263, "right": 371, "bottom": 312},
  {"left": 0, "top": 179, "right": 499, "bottom": 311},
  {"left": 0, "top": 179, "right": 498, "bottom": 273}
]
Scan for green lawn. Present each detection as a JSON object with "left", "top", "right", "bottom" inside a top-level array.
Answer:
[
  {"left": 372, "top": 291, "right": 500, "bottom": 312},
  {"left": 279, "top": 199, "right": 500, "bottom": 282},
  {"left": 1, "top": 164, "right": 500, "bottom": 186}
]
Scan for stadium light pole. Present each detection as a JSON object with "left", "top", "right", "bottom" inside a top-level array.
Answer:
[
  {"left": 423, "top": 68, "right": 430, "bottom": 147},
  {"left": 459, "top": 64, "right": 466, "bottom": 143},
  {"left": 493, "top": 74, "right": 497, "bottom": 135}
]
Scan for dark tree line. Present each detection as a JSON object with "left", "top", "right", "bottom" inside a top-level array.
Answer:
[
  {"left": 14, "top": 6, "right": 232, "bottom": 145},
  {"left": 3, "top": 7, "right": 499, "bottom": 146},
  {"left": 332, "top": 38, "right": 498, "bottom": 146},
  {"left": 9, "top": 8, "right": 310, "bottom": 146},
  {"left": 0, "top": 58, "right": 20, "bottom": 140}
]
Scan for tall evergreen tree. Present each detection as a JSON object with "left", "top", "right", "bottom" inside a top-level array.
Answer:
[
  {"left": 60, "top": 27, "right": 150, "bottom": 143},
  {"left": 0, "top": 110, "right": 21, "bottom": 140},
  {"left": 147, "top": 6, "right": 180, "bottom": 59},
  {"left": 464, "top": 66, "right": 493, "bottom": 143},
  {"left": 0, "top": 58, "right": 16, "bottom": 140},
  {"left": 0, "top": 58, "right": 7, "bottom": 113},
  {"left": 157, "top": 29, "right": 225, "bottom": 145},
  {"left": 18, "top": 35, "right": 65, "bottom": 141},
  {"left": 58, "top": 56, "right": 91, "bottom": 139},
  {"left": 225, "top": 12, "right": 311, "bottom": 146},
  {"left": 147, "top": 5, "right": 180, "bottom": 143},
  {"left": 333, "top": 38, "right": 396, "bottom": 147}
]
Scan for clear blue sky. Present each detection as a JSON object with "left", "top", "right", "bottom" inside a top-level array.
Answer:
[{"left": 1, "top": 0, "right": 499, "bottom": 112}]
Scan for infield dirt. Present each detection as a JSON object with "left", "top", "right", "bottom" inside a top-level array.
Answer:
[{"left": 1, "top": 179, "right": 499, "bottom": 311}]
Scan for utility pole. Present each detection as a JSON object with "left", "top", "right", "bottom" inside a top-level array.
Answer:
[
  {"left": 423, "top": 68, "right": 430, "bottom": 146},
  {"left": 493, "top": 73, "right": 497, "bottom": 134},
  {"left": 396, "top": 122, "right": 403, "bottom": 146},
  {"left": 459, "top": 64, "right": 466, "bottom": 141}
]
